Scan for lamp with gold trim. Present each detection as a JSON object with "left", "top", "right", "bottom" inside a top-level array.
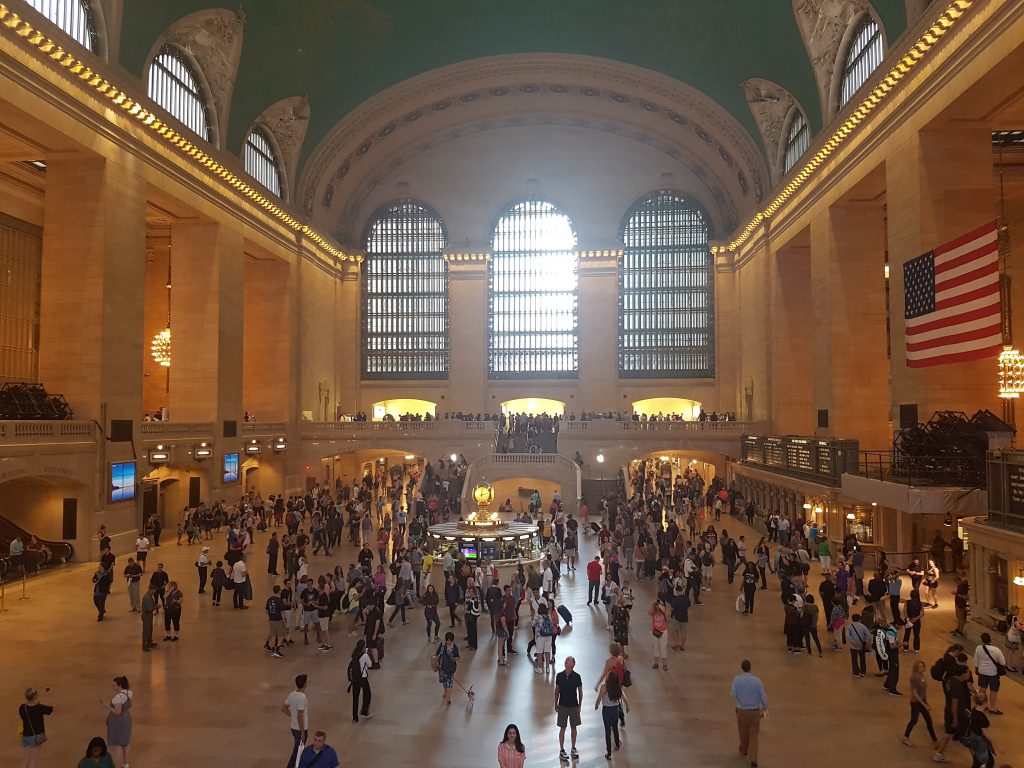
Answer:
[{"left": 998, "top": 345, "right": 1023, "bottom": 399}]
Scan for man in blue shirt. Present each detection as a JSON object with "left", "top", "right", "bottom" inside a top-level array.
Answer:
[
  {"left": 298, "top": 730, "right": 340, "bottom": 768},
  {"left": 730, "top": 659, "right": 768, "bottom": 768}
]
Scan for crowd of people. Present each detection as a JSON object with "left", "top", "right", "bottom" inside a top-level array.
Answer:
[{"left": 17, "top": 451, "right": 1023, "bottom": 768}]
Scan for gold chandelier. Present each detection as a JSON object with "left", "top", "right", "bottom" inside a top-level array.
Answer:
[
  {"left": 998, "top": 345, "right": 1023, "bottom": 398},
  {"left": 151, "top": 327, "right": 171, "bottom": 367}
]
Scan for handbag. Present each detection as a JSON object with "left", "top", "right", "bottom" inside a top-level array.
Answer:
[
  {"left": 622, "top": 669, "right": 632, "bottom": 687},
  {"left": 981, "top": 644, "right": 1007, "bottom": 676}
]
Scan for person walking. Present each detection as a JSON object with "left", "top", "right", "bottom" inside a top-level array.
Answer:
[
  {"left": 92, "top": 562, "right": 113, "bottom": 621},
  {"left": 281, "top": 674, "right": 309, "bottom": 768},
  {"left": 195, "top": 547, "right": 210, "bottom": 594},
  {"left": 265, "top": 584, "right": 286, "bottom": 658},
  {"left": 973, "top": 633, "right": 1007, "bottom": 715},
  {"left": 902, "top": 660, "right": 939, "bottom": 750},
  {"left": 847, "top": 613, "right": 870, "bottom": 677},
  {"left": 594, "top": 671, "right": 629, "bottom": 759},
  {"left": 18, "top": 687, "right": 53, "bottom": 768},
  {"left": 650, "top": 597, "right": 670, "bottom": 670},
  {"left": 436, "top": 631, "right": 461, "bottom": 704},
  {"left": 162, "top": 580, "right": 183, "bottom": 642},
  {"left": 586, "top": 556, "right": 603, "bottom": 605},
  {"left": 297, "top": 731, "right": 340, "bottom": 768},
  {"left": 267, "top": 532, "right": 280, "bottom": 576},
  {"left": 902, "top": 589, "right": 924, "bottom": 652},
  {"left": 423, "top": 584, "right": 441, "bottom": 643},
  {"left": 123, "top": 558, "right": 142, "bottom": 612},
  {"left": 134, "top": 533, "right": 149, "bottom": 572},
  {"left": 803, "top": 594, "right": 823, "bottom": 657},
  {"left": 102, "top": 676, "right": 132, "bottom": 768},
  {"left": 141, "top": 585, "right": 158, "bottom": 651},
  {"left": 347, "top": 640, "right": 372, "bottom": 723},
  {"left": 497, "top": 723, "right": 526, "bottom": 768},
  {"left": 554, "top": 656, "right": 583, "bottom": 763},
  {"left": 740, "top": 560, "right": 758, "bottom": 615},
  {"left": 232, "top": 557, "right": 249, "bottom": 609},
  {"left": 731, "top": 659, "right": 767, "bottom": 768},
  {"left": 465, "top": 585, "right": 481, "bottom": 650},
  {"left": 78, "top": 736, "right": 115, "bottom": 768}
]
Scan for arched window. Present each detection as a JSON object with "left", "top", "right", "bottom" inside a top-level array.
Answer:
[
  {"left": 838, "top": 16, "right": 884, "bottom": 109},
  {"left": 25, "top": 0, "right": 96, "bottom": 50},
  {"left": 244, "top": 127, "right": 282, "bottom": 197},
  {"left": 147, "top": 46, "right": 212, "bottom": 141},
  {"left": 619, "top": 191, "right": 714, "bottom": 378},
  {"left": 489, "top": 200, "right": 578, "bottom": 378},
  {"left": 362, "top": 201, "right": 449, "bottom": 379},
  {"left": 782, "top": 109, "right": 810, "bottom": 174}
]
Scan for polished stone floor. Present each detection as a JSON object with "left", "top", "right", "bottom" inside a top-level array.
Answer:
[{"left": 2, "top": 517, "right": 1021, "bottom": 768}]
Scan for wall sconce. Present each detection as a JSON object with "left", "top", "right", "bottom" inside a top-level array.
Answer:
[
  {"left": 150, "top": 446, "right": 169, "bottom": 463},
  {"left": 194, "top": 441, "right": 212, "bottom": 460},
  {"left": 272, "top": 438, "right": 287, "bottom": 452},
  {"left": 245, "top": 439, "right": 261, "bottom": 455},
  {"left": 943, "top": 513, "right": 953, "bottom": 528},
  {"left": 803, "top": 502, "right": 812, "bottom": 510}
]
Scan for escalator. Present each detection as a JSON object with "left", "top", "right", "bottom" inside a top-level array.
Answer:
[{"left": 0, "top": 514, "right": 74, "bottom": 580}]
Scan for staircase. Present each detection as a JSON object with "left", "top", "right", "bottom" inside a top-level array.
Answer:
[
  {"left": 532, "top": 432, "right": 558, "bottom": 453},
  {"left": 580, "top": 478, "right": 620, "bottom": 507}
]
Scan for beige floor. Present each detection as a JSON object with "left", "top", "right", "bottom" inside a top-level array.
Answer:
[{"left": 2, "top": 519, "right": 1021, "bottom": 768}]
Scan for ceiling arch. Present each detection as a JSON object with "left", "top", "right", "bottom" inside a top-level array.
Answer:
[{"left": 301, "top": 54, "right": 771, "bottom": 243}]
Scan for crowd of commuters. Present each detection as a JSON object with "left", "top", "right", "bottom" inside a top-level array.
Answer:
[{"left": 18, "top": 449, "right": 1022, "bottom": 768}]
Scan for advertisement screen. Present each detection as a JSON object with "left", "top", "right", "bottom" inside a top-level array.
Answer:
[
  {"left": 110, "top": 462, "right": 136, "bottom": 502},
  {"left": 223, "top": 452, "right": 239, "bottom": 483}
]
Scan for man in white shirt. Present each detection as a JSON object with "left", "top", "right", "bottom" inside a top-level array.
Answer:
[
  {"left": 135, "top": 533, "right": 150, "bottom": 572},
  {"left": 974, "top": 632, "right": 1007, "bottom": 714},
  {"left": 281, "top": 674, "right": 308, "bottom": 766},
  {"left": 232, "top": 558, "right": 248, "bottom": 609}
]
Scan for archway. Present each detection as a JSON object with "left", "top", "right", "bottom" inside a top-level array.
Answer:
[
  {"left": 631, "top": 397, "right": 702, "bottom": 420},
  {"left": 371, "top": 398, "right": 436, "bottom": 421},
  {"left": 500, "top": 397, "right": 565, "bottom": 416}
]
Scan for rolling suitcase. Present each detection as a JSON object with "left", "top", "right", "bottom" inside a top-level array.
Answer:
[
  {"left": 557, "top": 604, "right": 573, "bottom": 626},
  {"left": 589, "top": 522, "right": 601, "bottom": 534}
]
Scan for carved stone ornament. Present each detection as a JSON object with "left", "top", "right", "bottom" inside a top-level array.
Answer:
[
  {"left": 252, "top": 96, "right": 311, "bottom": 201},
  {"left": 157, "top": 8, "right": 246, "bottom": 145},
  {"left": 742, "top": 79, "right": 800, "bottom": 181},
  {"left": 792, "top": 0, "right": 872, "bottom": 120}
]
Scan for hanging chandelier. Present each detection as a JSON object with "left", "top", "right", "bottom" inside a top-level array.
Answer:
[
  {"left": 151, "top": 327, "right": 171, "bottom": 367},
  {"left": 998, "top": 345, "right": 1023, "bottom": 398}
]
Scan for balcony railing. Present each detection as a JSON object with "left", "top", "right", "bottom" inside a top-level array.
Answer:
[
  {"left": 140, "top": 421, "right": 215, "bottom": 439},
  {"left": 562, "top": 419, "right": 757, "bottom": 432},
  {"left": 301, "top": 419, "right": 498, "bottom": 434},
  {"left": 859, "top": 450, "right": 984, "bottom": 487},
  {"left": 241, "top": 421, "right": 288, "bottom": 436},
  {"left": 0, "top": 420, "right": 96, "bottom": 445}
]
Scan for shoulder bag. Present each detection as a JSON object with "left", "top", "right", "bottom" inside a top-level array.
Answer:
[{"left": 981, "top": 644, "right": 1007, "bottom": 676}]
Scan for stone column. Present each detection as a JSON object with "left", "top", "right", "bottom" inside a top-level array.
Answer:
[
  {"left": 771, "top": 238, "right": 814, "bottom": 435},
  {"left": 168, "top": 221, "right": 244, "bottom": 425},
  {"left": 810, "top": 204, "right": 890, "bottom": 449},
  {"left": 39, "top": 153, "right": 146, "bottom": 425},
  {"left": 243, "top": 255, "right": 292, "bottom": 421},
  {"left": 578, "top": 254, "right": 618, "bottom": 412},
  {"left": 448, "top": 260, "right": 488, "bottom": 413},
  {"left": 886, "top": 124, "right": 999, "bottom": 418}
]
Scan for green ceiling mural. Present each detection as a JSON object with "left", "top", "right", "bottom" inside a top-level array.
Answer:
[{"left": 119, "top": 1, "right": 908, "bottom": 169}]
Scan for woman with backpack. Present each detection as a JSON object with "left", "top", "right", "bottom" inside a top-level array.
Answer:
[
  {"left": 436, "top": 631, "right": 461, "bottom": 704},
  {"left": 649, "top": 598, "right": 670, "bottom": 671},
  {"left": 594, "top": 671, "right": 630, "bottom": 759}
]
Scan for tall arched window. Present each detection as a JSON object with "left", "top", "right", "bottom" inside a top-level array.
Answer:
[
  {"left": 362, "top": 201, "right": 449, "bottom": 379},
  {"left": 619, "top": 191, "right": 714, "bottom": 378},
  {"left": 25, "top": 0, "right": 96, "bottom": 50},
  {"left": 838, "top": 16, "right": 884, "bottom": 109},
  {"left": 782, "top": 109, "right": 810, "bottom": 174},
  {"left": 489, "top": 200, "right": 578, "bottom": 378},
  {"left": 147, "top": 46, "right": 212, "bottom": 141},
  {"left": 244, "top": 127, "right": 282, "bottom": 197}
]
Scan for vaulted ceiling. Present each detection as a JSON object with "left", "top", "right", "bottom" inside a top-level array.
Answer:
[{"left": 119, "top": 0, "right": 909, "bottom": 168}]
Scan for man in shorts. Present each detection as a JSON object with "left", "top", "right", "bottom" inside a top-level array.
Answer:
[
  {"left": 316, "top": 586, "right": 333, "bottom": 652},
  {"left": 265, "top": 584, "right": 286, "bottom": 658},
  {"left": 553, "top": 655, "right": 583, "bottom": 762},
  {"left": 670, "top": 584, "right": 691, "bottom": 651},
  {"left": 299, "top": 579, "right": 320, "bottom": 646},
  {"left": 135, "top": 532, "right": 150, "bottom": 572}
]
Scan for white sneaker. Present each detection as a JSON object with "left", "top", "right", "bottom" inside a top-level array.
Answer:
[{"left": 932, "top": 754, "right": 949, "bottom": 763}]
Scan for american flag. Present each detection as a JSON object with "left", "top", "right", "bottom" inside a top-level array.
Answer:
[{"left": 903, "top": 220, "right": 1002, "bottom": 368}]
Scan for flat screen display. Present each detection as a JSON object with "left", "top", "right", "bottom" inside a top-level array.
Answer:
[
  {"left": 223, "top": 452, "right": 239, "bottom": 483},
  {"left": 110, "top": 462, "right": 136, "bottom": 502},
  {"left": 460, "top": 545, "right": 478, "bottom": 560}
]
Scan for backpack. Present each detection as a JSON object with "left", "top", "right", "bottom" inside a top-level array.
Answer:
[
  {"left": 701, "top": 551, "right": 713, "bottom": 567},
  {"left": 341, "top": 592, "right": 351, "bottom": 611},
  {"left": 539, "top": 615, "right": 554, "bottom": 637},
  {"left": 930, "top": 658, "right": 945, "bottom": 682},
  {"left": 346, "top": 658, "right": 360, "bottom": 691}
]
